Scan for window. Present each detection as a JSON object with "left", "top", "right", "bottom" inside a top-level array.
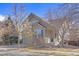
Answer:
[
  {"left": 30, "top": 20, "right": 38, "bottom": 26},
  {"left": 34, "top": 29, "right": 43, "bottom": 38}
]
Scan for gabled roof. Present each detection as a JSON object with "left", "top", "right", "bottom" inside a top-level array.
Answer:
[
  {"left": 4, "top": 16, "right": 13, "bottom": 24},
  {"left": 22, "top": 13, "right": 42, "bottom": 24},
  {"left": 22, "top": 13, "right": 56, "bottom": 30},
  {"left": 27, "top": 13, "right": 41, "bottom": 21}
]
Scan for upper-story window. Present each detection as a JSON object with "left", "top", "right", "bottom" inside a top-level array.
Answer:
[{"left": 29, "top": 18, "right": 39, "bottom": 26}]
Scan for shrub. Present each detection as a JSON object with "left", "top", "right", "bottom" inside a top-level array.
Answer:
[{"left": 2, "top": 34, "right": 22, "bottom": 45}]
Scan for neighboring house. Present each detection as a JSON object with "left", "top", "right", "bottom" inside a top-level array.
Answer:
[{"left": 0, "top": 16, "right": 15, "bottom": 45}]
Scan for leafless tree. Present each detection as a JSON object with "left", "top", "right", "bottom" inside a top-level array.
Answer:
[
  {"left": 57, "top": 3, "right": 79, "bottom": 47},
  {"left": 12, "top": 3, "right": 26, "bottom": 48}
]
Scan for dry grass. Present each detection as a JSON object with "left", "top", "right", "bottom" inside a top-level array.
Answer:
[
  {"left": 7, "top": 48, "right": 79, "bottom": 56},
  {"left": 15, "top": 48, "right": 79, "bottom": 56}
]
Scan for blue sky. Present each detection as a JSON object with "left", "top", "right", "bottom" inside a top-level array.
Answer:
[{"left": 0, "top": 3, "right": 63, "bottom": 18}]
